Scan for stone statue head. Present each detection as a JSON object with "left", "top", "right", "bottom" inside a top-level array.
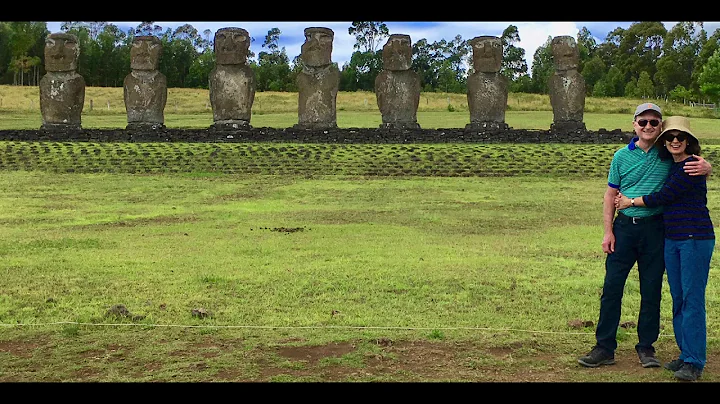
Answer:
[
  {"left": 214, "top": 27, "right": 250, "bottom": 65},
  {"left": 382, "top": 34, "right": 412, "bottom": 71},
  {"left": 130, "top": 35, "right": 162, "bottom": 71},
  {"left": 470, "top": 36, "right": 502, "bottom": 73},
  {"left": 44, "top": 32, "right": 79, "bottom": 72},
  {"left": 551, "top": 35, "right": 579, "bottom": 71},
  {"left": 300, "top": 27, "right": 334, "bottom": 67}
]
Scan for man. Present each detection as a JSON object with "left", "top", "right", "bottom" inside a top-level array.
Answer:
[{"left": 578, "top": 103, "right": 712, "bottom": 368}]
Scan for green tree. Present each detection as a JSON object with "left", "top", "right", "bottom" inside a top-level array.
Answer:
[
  {"left": 60, "top": 22, "right": 108, "bottom": 40},
  {"left": 592, "top": 77, "right": 612, "bottom": 97},
  {"left": 529, "top": 37, "right": 553, "bottom": 94},
  {"left": 0, "top": 23, "right": 12, "bottom": 82},
  {"left": 692, "top": 28, "right": 720, "bottom": 96},
  {"left": 581, "top": 55, "right": 606, "bottom": 94},
  {"left": 594, "top": 27, "right": 623, "bottom": 69},
  {"left": 255, "top": 28, "right": 293, "bottom": 91},
  {"left": 576, "top": 26, "right": 598, "bottom": 73},
  {"left": 348, "top": 22, "right": 389, "bottom": 53},
  {"left": 509, "top": 74, "right": 533, "bottom": 93},
  {"left": 339, "top": 50, "right": 382, "bottom": 91},
  {"left": 433, "top": 35, "right": 469, "bottom": 93},
  {"left": 625, "top": 77, "right": 639, "bottom": 98},
  {"left": 668, "top": 84, "right": 694, "bottom": 103},
  {"left": 159, "top": 24, "right": 204, "bottom": 88},
  {"left": 636, "top": 71, "right": 655, "bottom": 98},
  {"left": 75, "top": 23, "right": 129, "bottom": 87},
  {"left": 133, "top": 22, "right": 163, "bottom": 37},
  {"left": 411, "top": 38, "right": 439, "bottom": 91},
  {"left": 654, "top": 22, "right": 703, "bottom": 95},
  {"left": 341, "top": 22, "right": 388, "bottom": 92},
  {"left": 500, "top": 25, "right": 528, "bottom": 81},
  {"left": 96, "top": 24, "right": 130, "bottom": 87},
  {"left": 437, "top": 59, "right": 463, "bottom": 93},
  {"left": 185, "top": 49, "right": 214, "bottom": 89},
  {"left": 604, "top": 65, "right": 626, "bottom": 97},
  {"left": 698, "top": 49, "right": 720, "bottom": 105},
  {"left": 4, "top": 21, "right": 47, "bottom": 85},
  {"left": 617, "top": 22, "right": 666, "bottom": 87}
]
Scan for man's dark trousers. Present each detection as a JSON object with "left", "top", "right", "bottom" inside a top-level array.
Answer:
[{"left": 595, "top": 213, "right": 666, "bottom": 353}]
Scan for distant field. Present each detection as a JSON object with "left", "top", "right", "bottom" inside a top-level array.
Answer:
[{"left": 1, "top": 85, "right": 718, "bottom": 136}]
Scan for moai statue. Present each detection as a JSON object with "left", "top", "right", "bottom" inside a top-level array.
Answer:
[
  {"left": 209, "top": 27, "right": 256, "bottom": 130},
  {"left": 374, "top": 34, "right": 421, "bottom": 129},
  {"left": 294, "top": 27, "right": 341, "bottom": 130},
  {"left": 39, "top": 33, "right": 85, "bottom": 130},
  {"left": 548, "top": 35, "right": 586, "bottom": 133},
  {"left": 123, "top": 35, "right": 167, "bottom": 130},
  {"left": 465, "top": 35, "right": 509, "bottom": 132}
]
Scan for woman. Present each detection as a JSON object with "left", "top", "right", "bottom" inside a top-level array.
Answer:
[{"left": 615, "top": 115, "right": 714, "bottom": 381}]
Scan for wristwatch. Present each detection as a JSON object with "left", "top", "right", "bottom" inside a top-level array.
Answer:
[{"left": 631, "top": 198, "right": 635, "bottom": 207}]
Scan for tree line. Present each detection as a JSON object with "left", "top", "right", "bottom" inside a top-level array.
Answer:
[{"left": 1, "top": 21, "right": 720, "bottom": 104}]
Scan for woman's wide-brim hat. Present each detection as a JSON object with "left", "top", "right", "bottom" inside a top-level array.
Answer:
[{"left": 656, "top": 115, "right": 698, "bottom": 144}]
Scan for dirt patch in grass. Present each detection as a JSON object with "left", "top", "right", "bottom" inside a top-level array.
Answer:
[
  {"left": 0, "top": 340, "right": 41, "bottom": 358},
  {"left": 1, "top": 334, "right": 718, "bottom": 382}
]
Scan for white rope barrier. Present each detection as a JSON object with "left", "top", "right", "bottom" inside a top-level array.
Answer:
[{"left": 3, "top": 321, "right": 712, "bottom": 339}]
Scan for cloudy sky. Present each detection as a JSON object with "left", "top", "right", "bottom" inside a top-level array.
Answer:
[{"left": 45, "top": 21, "right": 720, "bottom": 74}]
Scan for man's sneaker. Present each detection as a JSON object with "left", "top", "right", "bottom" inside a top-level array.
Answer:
[
  {"left": 664, "top": 358, "right": 684, "bottom": 372},
  {"left": 578, "top": 346, "right": 615, "bottom": 367},
  {"left": 674, "top": 362, "right": 703, "bottom": 381},
  {"left": 637, "top": 347, "right": 661, "bottom": 368}
]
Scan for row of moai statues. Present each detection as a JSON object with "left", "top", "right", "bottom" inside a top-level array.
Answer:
[
  {"left": 39, "top": 29, "right": 586, "bottom": 132},
  {"left": 39, "top": 33, "right": 168, "bottom": 130}
]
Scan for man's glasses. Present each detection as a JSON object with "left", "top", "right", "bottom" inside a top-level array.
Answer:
[
  {"left": 663, "top": 133, "right": 688, "bottom": 143},
  {"left": 637, "top": 119, "right": 660, "bottom": 127}
]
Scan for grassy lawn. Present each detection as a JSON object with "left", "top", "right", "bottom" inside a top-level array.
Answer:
[{"left": 1, "top": 168, "right": 720, "bottom": 382}]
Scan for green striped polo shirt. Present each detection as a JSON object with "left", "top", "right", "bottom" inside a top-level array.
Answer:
[{"left": 607, "top": 137, "right": 671, "bottom": 217}]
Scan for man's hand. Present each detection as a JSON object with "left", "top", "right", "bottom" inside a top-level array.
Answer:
[
  {"left": 602, "top": 232, "right": 615, "bottom": 254},
  {"left": 684, "top": 155, "right": 712, "bottom": 177}
]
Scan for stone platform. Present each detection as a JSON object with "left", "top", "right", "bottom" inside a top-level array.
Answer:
[{"left": 0, "top": 127, "right": 633, "bottom": 144}]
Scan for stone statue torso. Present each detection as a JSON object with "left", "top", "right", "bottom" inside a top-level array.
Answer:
[
  {"left": 123, "top": 70, "right": 167, "bottom": 124},
  {"left": 209, "top": 64, "right": 255, "bottom": 122},
  {"left": 375, "top": 70, "right": 421, "bottom": 125},
  {"left": 296, "top": 64, "right": 340, "bottom": 128},
  {"left": 467, "top": 72, "right": 508, "bottom": 123},
  {"left": 39, "top": 71, "right": 85, "bottom": 128}
]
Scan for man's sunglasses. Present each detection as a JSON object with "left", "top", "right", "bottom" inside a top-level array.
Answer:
[
  {"left": 637, "top": 119, "right": 660, "bottom": 127},
  {"left": 662, "top": 133, "right": 688, "bottom": 143}
]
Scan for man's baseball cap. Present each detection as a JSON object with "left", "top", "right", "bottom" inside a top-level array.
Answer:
[{"left": 634, "top": 102, "right": 662, "bottom": 118}]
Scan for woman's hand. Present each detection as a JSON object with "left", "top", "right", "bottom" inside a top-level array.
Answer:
[{"left": 614, "top": 192, "right": 632, "bottom": 210}]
